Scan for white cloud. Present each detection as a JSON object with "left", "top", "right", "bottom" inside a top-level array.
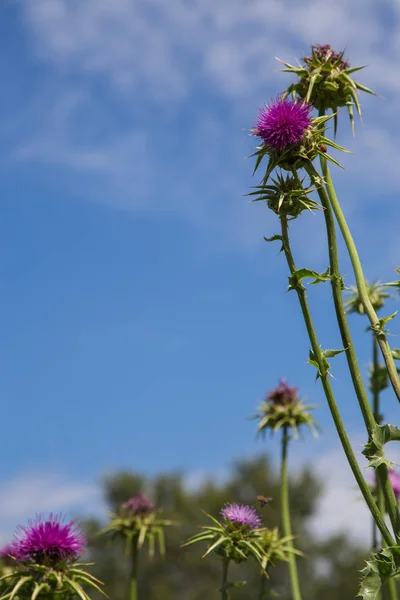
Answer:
[
  {"left": 0, "top": 472, "right": 103, "bottom": 544},
  {"left": 22, "top": 0, "right": 393, "bottom": 99}
]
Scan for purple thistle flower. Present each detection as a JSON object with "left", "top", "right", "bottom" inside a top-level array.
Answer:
[
  {"left": 254, "top": 99, "right": 312, "bottom": 151},
  {"left": 221, "top": 503, "right": 261, "bottom": 529},
  {"left": 389, "top": 471, "right": 400, "bottom": 499},
  {"left": 267, "top": 379, "right": 299, "bottom": 406},
  {"left": 122, "top": 493, "right": 155, "bottom": 517},
  {"left": 11, "top": 514, "right": 86, "bottom": 565}
]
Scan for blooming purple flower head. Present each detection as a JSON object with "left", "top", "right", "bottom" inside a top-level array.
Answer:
[
  {"left": 221, "top": 503, "right": 261, "bottom": 529},
  {"left": 122, "top": 493, "right": 155, "bottom": 517},
  {"left": 389, "top": 471, "right": 400, "bottom": 499},
  {"left": 267, "top": 379, "right": 299, "bottom": 406},
  {"left": 11, "top": 514, "right": 86, "bottom": 565},
  {"left": 254, "top": 99, "right": 312, "bottom": 152}
]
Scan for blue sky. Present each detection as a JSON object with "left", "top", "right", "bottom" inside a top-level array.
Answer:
[{"left": 0, "top": 0, "right": 400, "bottom": 541}]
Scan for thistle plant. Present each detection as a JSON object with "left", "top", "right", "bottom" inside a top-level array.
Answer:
[
  {"left": 100, "top": 493, "right": 173, "bottom": 600},
  {"left": 0, "top": 514, "right": 104, "bottom": 600},
  {"left": 254, "top": 380, "right": 316, "bottom": 600},
  {"left": 183, "top": 503, "right": 266, "bottom": 599},
  {"left": 247, "top": 42, "right": 400, "bottom": 600},
  {"left": 279, "top": 43, "right": 376, "bottom": 134}
]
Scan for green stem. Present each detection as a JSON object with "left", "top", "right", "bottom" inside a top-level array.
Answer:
[
  {"left": 279, "top": 215, "right": 395, "bottom": 547},
  {"left": 221, "top": 558, "right": 230, "bottom": 600},
  {"left": 258, "top": 572, "right": 267, "bottom": 600},
  {"left": 321, "top": 162, "right": 400, "bottom": 403},
  {"left": 387, "top": 576, "right": 398, "bottom": 600},
  {"left": 309, "top": 159, "right": 400, "bottom": 537},
  {"left": 130, "top": 539, "right": 139, "bottom": 600},
  {"left": 281, "top": 426, "right": 302, "bottom": 600}
]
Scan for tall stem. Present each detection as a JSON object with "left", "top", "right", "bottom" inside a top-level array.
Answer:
[
  {"left": 258, "top": 573, "right": 267, "bottom": 600},
  {"left": 308, "top": 160, "right": 400, "bottom": 536},
  {"left": 130, "top": 539, "right": 139, "bottom": 600},
  {"left": 221, "top": 558, "right": 230, "bottom": 600},
  {"left": 281, "top": 426, "right": 302, "bottom": 600},
  {"left": 321, "top": 163, "right": 400, "bottom": 402},
  {"left": 279, "top": 215, "right": 394, "bottom": 547}
]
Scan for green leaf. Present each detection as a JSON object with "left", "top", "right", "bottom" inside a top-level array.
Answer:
[
  {"left": 323, "top": 348, "right": 346, "bottom": 358},
  {"left": 373, "top": 312, "right": 398, "bottom": 335},
  {"left": 362, "top": 424, "right": 399, "bottom": 468},
  {"left": 288, "top": 267, "right": 331, "bottom": 291},
  {"left": 264, "top": 235, "right": 285, "bottom": 253},
  {"left": 358, "top": 547, "right": 400, "bottom": 600},
  {"left": 392, "top": 348, "right": 400, "bottom": 360}
]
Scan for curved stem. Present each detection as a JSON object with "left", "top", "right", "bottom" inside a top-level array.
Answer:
[
  {"left": 321, "top": 163, "right": 400, "bottom": 402},
  {"left": 221, "top": 558, "right": 230, "bottom": 600},
  {"left": 279, "top": 215, "right": 395, "bottom": 547},
  {"left": 130, "top": 539, "right": 139, "bottom": 600},
  {"left": 281, "top": 426, "right": 302, "bottom": 600},
  {"left": 307, "top": 160, "right": 400, "bottom": 537}
]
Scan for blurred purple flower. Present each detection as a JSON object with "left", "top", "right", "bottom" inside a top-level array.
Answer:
[
  {"left": 221, "top": 503, "right": 261, "bottom": 529},
  {"left": 11, "top": 514, "right": 85, "bottom": 565},
  {"left": 254, "top": 99, "right": 312, "bottom": 151},
  {"left": 389, "top": 471, "right": 400, "bottom": 499},
  {"left": 267, "top": 379, "right": 299, "bottom": 406},
  {"left": 122, "top": 493, "right": 155, "bottom": 516}
]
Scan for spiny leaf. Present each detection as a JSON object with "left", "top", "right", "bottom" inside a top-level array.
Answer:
[
  {"left": 288, "top": 267, "right": 331, "bottom": 291},
  {"left": 358, "top": 547, "right": 400, "bottom": 600},
  {"left": 264, "top": 234, "right": 285, "bottom": 253},
  {"left": 373, "top": 312, "right": 398, "bottom": 335}
]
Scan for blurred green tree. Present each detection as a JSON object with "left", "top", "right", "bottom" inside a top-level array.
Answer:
[{"left": 82, "top": 455, "right": 365, "bottom": 600}]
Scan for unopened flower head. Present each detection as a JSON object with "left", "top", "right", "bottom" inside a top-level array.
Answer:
[
  {"left": 11, "top": 514, "right": 86, "bottom": 566},
  {"left": 221, "top": 503, "right": 262, "bottom": 530},
  {"left": 267, "top": 379, "right": 299, "bottom": 406},
  {"left": 279, "top": 43, "right": 376, "bottom": 133},
  {"left": 121, "top": 493, "right": 155, "bottom": 517},
  {"left": 346, "top": 281, "right": 391, "bottom": 316},
  {"left": 254, "top": 381, "right": 318, "bottom": 438},
  {"left": 254, "top": 99, "right": 312, "bottom": 152}
]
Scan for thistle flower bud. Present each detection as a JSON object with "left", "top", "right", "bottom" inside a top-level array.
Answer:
[
  {"left": 279, "top": 43, "right": 376, "bottom": 133},
  {"left": 101, "top": 494, "right": 173, "bottom": 558},
  {"left": 247, "top": 173, "right": 320, "bottom": 218},
  {"left": 259, "top": 527, "right": 303, "bottom": 570},
  {"left": 346, "top": 281, "right": 391, "bottom": 315},
  {"left": 253, "top": 380, "right": 318, "bottom": 438}
]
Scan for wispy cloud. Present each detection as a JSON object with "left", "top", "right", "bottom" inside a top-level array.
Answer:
[{"left": 0, "top": 472, "right": 103, "bottom": 544}]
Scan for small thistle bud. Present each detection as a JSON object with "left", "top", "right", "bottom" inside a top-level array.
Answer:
[
  {"left": 259, "top": 527, "right": 303, "bottom": 570},
  {"left": 346, "top": 281, "right": 392, "bottom": 315},
  {"left": 182, "top": 504, "right": 267, "bottom": 567},
  {"left": 100, "top": 493, "right": 173, "bottom": 558},
  {"left": 247, "top": 173, "right": 320, "bottom": 218},
  {"left": 279, "top": 43, "right": 376, "bottom": 134},
  {"left": 253, "top": 380, "right": 318, "bottom": 438}
]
